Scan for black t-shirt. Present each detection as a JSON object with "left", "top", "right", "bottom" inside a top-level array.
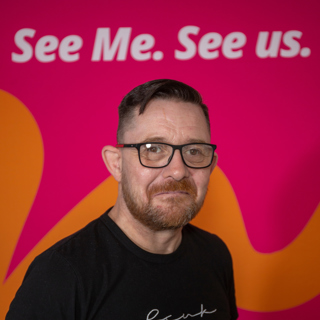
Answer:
[{"left": 6, "top": 209, "right": 238, "bottom": 320}]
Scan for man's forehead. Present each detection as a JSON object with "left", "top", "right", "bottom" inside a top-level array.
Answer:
[
  {"left": 123, "top": 99, "right": 211, "bottom": 142},
  {"left": 139, "top": 136, "right": 208, "bottom": 144},
  {"left": 136, "top": 99, "right": 205, "bottom": 120}
]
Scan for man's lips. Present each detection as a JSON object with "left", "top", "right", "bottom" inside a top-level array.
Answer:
[
  {"left": 153, "top": 191, "right": 190, "bottom": 197},
  {"left": 147, "top": 179, "right": 197, "bottom": 200}
]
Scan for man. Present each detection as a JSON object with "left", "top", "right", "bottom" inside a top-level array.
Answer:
[{"left": 6, "top": 79, "right": 238, "bottom": 319}]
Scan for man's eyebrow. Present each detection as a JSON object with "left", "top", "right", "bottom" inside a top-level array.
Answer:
[
  {"left": 140, "top": 137, "right": 167, "bottom": 143},
  {"left": 185, "top": 138, "right": 208, "bottom": 144},
  {"left": 140, "top": 137, "right": 207, "bottom": 144}
]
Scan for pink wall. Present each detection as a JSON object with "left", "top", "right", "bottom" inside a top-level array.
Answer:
[{"left": 1, "top": 0, "right": 319, "bottom": 318}]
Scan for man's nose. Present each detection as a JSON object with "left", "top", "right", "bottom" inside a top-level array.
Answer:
[{"left": 162, "top": 149, "right": 189, "bottom": 180}]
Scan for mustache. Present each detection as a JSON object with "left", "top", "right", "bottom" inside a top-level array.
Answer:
[{"left": 147, "top": 179, "right": 197, "bottom": 199}]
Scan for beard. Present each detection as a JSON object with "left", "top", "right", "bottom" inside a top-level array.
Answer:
[{"left": 121, "top": 172, "right": 206, "bottom": 231}]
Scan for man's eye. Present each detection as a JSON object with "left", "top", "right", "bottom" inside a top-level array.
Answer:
[
  {"left": 188, "top": 148, "right": 202, "bottom": 156},
  {"left": 148, "top": 147, "right": 160, "bottom": 153},
  {"left": 145, "top": 145, "right": 163, "bottom": 153}
]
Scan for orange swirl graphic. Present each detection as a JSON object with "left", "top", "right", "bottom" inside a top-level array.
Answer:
[
  {"left": 0, "top": 89, "right": 319, "bottom": 318},
  {"left": 0, "top": 90, "right": 44, "bottom": 318},
  {"left": 193, "top": 172, "right": 320, "bottom": 311}
]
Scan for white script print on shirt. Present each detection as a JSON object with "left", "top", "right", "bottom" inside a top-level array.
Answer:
[{"left": 146, "top": 304, "right": 217, "bottom": 320}]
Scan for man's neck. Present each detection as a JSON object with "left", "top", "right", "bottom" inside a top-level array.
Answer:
[{"left": 108, "top": 202, "right": 183, "bottom": 255}]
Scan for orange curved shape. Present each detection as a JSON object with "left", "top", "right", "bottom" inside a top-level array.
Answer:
[
  {"left": 0, "top": 90, "right": 44, "bottom": 317},
  {"left": 193, "top": 169, "right": 320, "bottom": 311},
  {"left": 1, "top": 90, "right": 319, "bottom": 317}
]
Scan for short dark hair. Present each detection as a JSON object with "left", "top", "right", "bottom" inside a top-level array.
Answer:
[{"left": 117, "top": 79, "right": 210, "bottom": 142}]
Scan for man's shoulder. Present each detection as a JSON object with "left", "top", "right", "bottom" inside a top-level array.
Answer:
[
  {"left": 184, "top": 223, "right": 226, "bottom": 245},
  {"left": 34, "top": 209, "right": 115, "bottom": 272},
  {"left": 6, "top": 210, "right": 115, "bottom": 319},
  {"left": 49, "top": 213, "right": 106, "bottom": 254},
  {"left": 183, "top": 223, "right": 232, "bottom": 261}
]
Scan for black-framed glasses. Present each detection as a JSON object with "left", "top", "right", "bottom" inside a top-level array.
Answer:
[{"left": 116, "top": 142, "right": 217, "bottom": 169}]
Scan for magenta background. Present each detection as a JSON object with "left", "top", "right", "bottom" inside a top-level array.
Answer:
[{"left": 1, "top": 0, "right": 320, "bottom": 318}]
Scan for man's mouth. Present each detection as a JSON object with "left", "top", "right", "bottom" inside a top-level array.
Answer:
[
  {"left": 153, "top": 191, "right": 189, "bottom": 197},
  {"left": 147, "top": 179, "right": 197, "bottom": 200}
]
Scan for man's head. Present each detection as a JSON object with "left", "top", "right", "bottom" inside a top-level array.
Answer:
[
  {"left": 103, "top": 80, "right": 217, "bottom": 232},
  {"left": 117, "top": 79, "right": 211, "bottom": 143}
]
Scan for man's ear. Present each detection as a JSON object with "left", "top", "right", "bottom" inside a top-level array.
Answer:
[
  {"left": 102, "top": 146, "right": 122, "bottom": 182},
  {"left": 210, "top": 152, "right": 218, "bottom": 174}
]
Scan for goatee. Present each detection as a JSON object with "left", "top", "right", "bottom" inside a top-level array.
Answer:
[{"left": 122, "top": 175, "right": 205, "bottom": 231}]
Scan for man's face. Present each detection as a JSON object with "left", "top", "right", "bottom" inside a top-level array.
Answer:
[{"left": 119, "top": 99, "right": 215, "bottom": 231}]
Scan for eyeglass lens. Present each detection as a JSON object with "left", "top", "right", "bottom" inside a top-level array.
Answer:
[{"left": 139, "top": 143, "right": 213, "bottom": 168}]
